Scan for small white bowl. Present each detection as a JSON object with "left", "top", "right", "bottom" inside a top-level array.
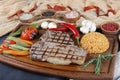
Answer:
[{"left": 19, "top": 13, "right": 35, "bottom": 23}]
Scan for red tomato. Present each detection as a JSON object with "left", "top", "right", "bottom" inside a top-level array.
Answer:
[
  {"left": 20, "top": 26, "right": 38, "bottom": 40},
  {"left": 54, "top": 5, "right": 66, "bottom": 11},
  {"left": 20, "top": 31, "right": 30, "bottom": 40}
]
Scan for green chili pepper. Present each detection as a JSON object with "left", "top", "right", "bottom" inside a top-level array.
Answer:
[
  {"left": 9, "top": 44, "right": 29, "bottom": 51},
  {"left": 32, "top": 23, "right": 39, "bottom": 29},
  {"left": 10, "top": 28, "right": 23, "bottom": 37}
]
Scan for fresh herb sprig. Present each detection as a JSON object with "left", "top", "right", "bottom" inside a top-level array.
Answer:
[{"left": 83, "top": 53, "right": 116, "bottom": 75}]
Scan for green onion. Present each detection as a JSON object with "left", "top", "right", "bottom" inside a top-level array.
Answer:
[{"left": 32, "top": 23, "right": 39, "bottom": 29}]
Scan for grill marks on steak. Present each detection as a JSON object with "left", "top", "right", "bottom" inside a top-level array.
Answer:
[
  {"left": 40, "top": 30, "right": 74, "bottom": 45},
  {"left": 30, "top": 30, "right": 87, "bottom": 65}
]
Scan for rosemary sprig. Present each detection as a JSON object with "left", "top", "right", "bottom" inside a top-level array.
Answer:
[
  {"left": 95, "top": 55, "right": 101, "bottom": 75},
  {"left": 83, "top": 53, "right": 116, "bottom": 75}
]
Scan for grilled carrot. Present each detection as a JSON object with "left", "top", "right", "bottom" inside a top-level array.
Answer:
[
  {"left": 18, "top": 38, "right": 33, "bottom": 45},
  {"left": 3, "top": 50, "right": 29, "bottom": 56},
  {"left": 0, "top": 48, "right": 3, "bottom": 54}
]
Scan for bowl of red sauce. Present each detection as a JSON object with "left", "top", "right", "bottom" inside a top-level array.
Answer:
[{"left": 100, "top": 22, "right": 119, "bottom": 35}]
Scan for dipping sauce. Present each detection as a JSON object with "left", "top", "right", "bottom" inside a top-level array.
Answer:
[
  {"left": 102, "top": 22, "right": 118, "bottom": 31},
  {"left": 42, "top": 11, "right": 55, "bottom": 17},
  {"left": 65, "top": 11, "right": 79, "bottom": 19}
]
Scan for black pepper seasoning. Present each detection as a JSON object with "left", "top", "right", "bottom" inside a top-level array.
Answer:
[{"left": 42, "top": 11, "right": 55, "bottom": 17}]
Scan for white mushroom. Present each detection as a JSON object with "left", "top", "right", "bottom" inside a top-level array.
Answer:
[
  {"left": 48, "top": 22, "right": 57, "bottom": 29},
  {"left": 80, "top": 20, "right": 96, "bottom": 34},
  {"left": 41, "top": 21, "right": 49, "bottom": 29}
]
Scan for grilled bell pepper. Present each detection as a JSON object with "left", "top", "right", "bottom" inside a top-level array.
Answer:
[
  {"left": 3, "top": 50, "right": 29, "bottom": 56},
  {"left": 4, "top": 40, "right": 16, "bottom": 44},
  {"left": 7, "top": 36, "right": 31, "bottom": 47},
  {"left": 0, "top": 48, "right": 3, "bottom": 54},
  {"left": 9, "top": 44, "right": 29, "bottom": 51}
]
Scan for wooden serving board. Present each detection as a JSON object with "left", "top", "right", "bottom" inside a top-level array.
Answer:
[{"left": 0, "top": 24, "right": 118, "bottom": 80}]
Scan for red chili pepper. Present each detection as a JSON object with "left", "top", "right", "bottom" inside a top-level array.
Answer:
[
  {"left": 84, "top": 5, "right": 99, "bottom": 17},
  {"left": 67, "top": 6, "right": 73, "bottom": 11},
  {"left": 54, "top": 5, "right": 66, "bottom": 11},
  {"left": 29, "top": 4, "right": 38, "bottom": 12},
  {"left": 4, "top": 40, "right": 16, "bottom": 44},
  {"left": 48, "top": 27, "right": 68, "bottom": 32},
  {"left": 58, "top": 23, "right": 80, "bottom": 45},
  {"left": 47, "top": 4, "right": 53, "bottom": 9},
  {"left": 47, "top": 4, "right": 66, "bottom": 11},
  {"left": 8, "top": 10, "right": 24, "bottom": 19},
  {"left": 0, "top": 48, "right": 3, "bottom": 54},
  {"left": 0, "top": 44, "right": 10, "bottom": 50},
  {"left": 101, "top": 9, "right": 116, "bottom": 16},
  {"left": 84, "top": 5, "right": 96, "bottom": 11},
  {"left": 84, "top": 5, "right": 116, "bottom": 17},
  {"left": 95, "top": 7, "right": 100, "bottom": 17}
]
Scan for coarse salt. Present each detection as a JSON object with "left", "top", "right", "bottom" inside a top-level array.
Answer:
[
  {"left": 65, "top": 11, "right": 79, "bottom": 18},
  {"left": 20, "top": 13, "right": 33, "bottom": 20}
]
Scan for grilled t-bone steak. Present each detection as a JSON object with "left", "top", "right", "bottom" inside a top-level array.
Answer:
[
  {"left": 30, "top": 30, "right": 87, "bottom": 65},
  {"left": 40, "top": 30, "right": 74, "bottom": 45}
]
